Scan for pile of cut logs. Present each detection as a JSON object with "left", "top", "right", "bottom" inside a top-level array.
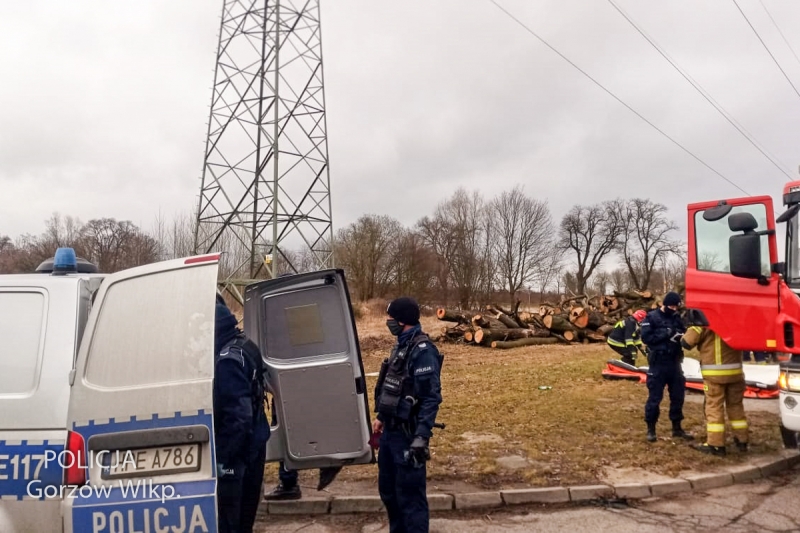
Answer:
[{"left": 436, "top": 290, "right": 664, "bottom": 349}]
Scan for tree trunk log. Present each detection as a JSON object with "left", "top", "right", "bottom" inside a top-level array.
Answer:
[
  {"left": 542, "top": 315, "right": 576, "bottom": 333},
  {"left": 491, "top": 337, "right": 560, "bottom": 349},
  {"left": 474, "top": 328, "right": 551, "bottom": 345},
  {"left": 586, "top": 311, "right": 608, "bottom": 329},
  {"left": 614, "top": 290, "right": 653, "bottom": 301},
  {"left": 570, "top": 307, "right": 588, "bottom": 329},
  {"left": 596, "top": 324, "right": 614, "bottom": 336},
  {"left": 538, "top": 305, "right": 556, "bottom": 317},
  {"left": 584, "top": 331, "right": 607, "bottom": 342},
  {"left": 472, "top": 315, "right": 506, "bottom": 330},
  {"left": 518, "top": 311, "right": 535, "bottom": 324},
  {"left": 436, "top": 308, "right": 471, "bottom": 324}
]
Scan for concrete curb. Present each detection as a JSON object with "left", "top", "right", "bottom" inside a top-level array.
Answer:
[{"left": 265, "top": 449, "right": 800, "bottom": 515}]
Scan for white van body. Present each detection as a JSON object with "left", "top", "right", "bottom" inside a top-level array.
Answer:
[
  {"left": 1, "top": 252, "right": 374, "bottom": 532},
  {"left": 0, "top": 271, "right": 103, "bottom": 533}
]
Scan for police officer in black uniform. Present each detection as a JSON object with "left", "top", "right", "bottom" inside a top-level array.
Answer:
[
  {"left": 374, "top": 297, "right": 443, "bottom": 533},
  {"left": 640, "top": 291, "right": 693, "bottom": 443},
  {"left": 214, "top": 295, "right": 270, "bottom": 533}
]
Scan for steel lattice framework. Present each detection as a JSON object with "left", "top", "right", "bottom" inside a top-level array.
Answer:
[{"left": 194, "top": 0, "right": 333, "bottom": 291}]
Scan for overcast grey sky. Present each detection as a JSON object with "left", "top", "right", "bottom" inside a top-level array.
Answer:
[{"left": 1, "top": 0, "right": 799, "bottom": 253}]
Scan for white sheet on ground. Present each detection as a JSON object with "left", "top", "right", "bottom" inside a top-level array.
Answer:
[{"left": 637, "top": 359, "right": 779, "bottom": 387}]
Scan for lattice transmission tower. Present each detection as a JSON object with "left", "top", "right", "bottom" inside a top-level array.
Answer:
[{"left": 193, "top": 0, "right": 334, "bottom": 297}]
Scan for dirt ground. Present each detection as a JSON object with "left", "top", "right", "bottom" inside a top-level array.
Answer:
[{"left": 263, "top": 314, "right": 784, "bottom": 497}]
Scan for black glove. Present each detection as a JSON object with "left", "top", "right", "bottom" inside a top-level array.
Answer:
[{"left": 405, "top": 436, "right": 430, "bottom": 468}]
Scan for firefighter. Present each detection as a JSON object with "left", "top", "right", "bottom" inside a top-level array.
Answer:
[
  {"left": 640, "top": 292, "right": 692, "bottom": 443},
  {"left": 607, "top": 309, "right": 647, "bottom": 365},
  {"left": 374, "top": 297, "right": 443, "bottom": 533},
  {"left": 680, "top": 325, "right": 748, "bottom": 456}
]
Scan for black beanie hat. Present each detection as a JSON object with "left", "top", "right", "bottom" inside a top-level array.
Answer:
[
  {"left": 387, "top": 297, "right": 420, "bottom": 325},
  {"left": 663, "top": 292, "right": 681, "bottom": 307}
]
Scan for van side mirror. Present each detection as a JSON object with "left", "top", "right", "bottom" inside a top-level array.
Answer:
[{"left": 729, "top": 212, "right": 762, "bottom": 279}]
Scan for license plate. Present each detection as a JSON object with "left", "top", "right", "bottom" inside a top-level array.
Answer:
[{"left": 102, "top": 444, "right": 201, "bottom": 479}]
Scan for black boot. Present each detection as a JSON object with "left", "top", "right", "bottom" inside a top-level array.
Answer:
[
  {"left": 646, "top": 422, "right": 657, "bottom": 442},
  {"left": 693, "top": 443, "right": 726, "bottom": 456},
  {"left": 734, "top": 437, "right": 748, "bottom": 452},
  {"left": 264, "top": 483, "right": 302, "bottom": 501},
  {"left": 672, "top": 422, "right": 694, "bottom": 441}
]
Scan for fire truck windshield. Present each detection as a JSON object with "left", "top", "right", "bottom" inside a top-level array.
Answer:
[{"left": 787, "top": 212, "right": 800, "bottom": 288}]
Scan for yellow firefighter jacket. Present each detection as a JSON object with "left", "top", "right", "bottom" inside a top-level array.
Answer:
[{"left": 681, "top": 326, "right": 744, "bottom": 384}]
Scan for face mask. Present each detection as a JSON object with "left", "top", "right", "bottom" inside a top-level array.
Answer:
[
  {"left": 664, "top": 307, "right": 676, "bottom": 316},
  {"left": 386, "top": 319, "right": 404, "bottom": 336}
]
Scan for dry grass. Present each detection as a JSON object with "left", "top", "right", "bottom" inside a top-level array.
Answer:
[{"left": 268, "top": 317, "right": 784, "bottom": 492}]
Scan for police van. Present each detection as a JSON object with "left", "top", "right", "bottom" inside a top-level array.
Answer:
[{"left": 0, "top": 249, "right": 374, "bottom": 532}]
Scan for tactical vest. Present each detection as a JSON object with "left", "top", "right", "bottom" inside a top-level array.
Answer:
[
  {"left": 226, "top": 335, "right": 269, "bottom": 423},
  {"left": 375, "top": 333, "right": 438, "bottom": 421}
]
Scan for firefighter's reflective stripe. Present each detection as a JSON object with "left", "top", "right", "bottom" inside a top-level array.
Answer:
[
  {"left": 707, "top": 423, "right": 726, "bottom": 433},
  {"left": 701, "top": 363, "right": 744, "bottom": 377},
  {"left": 731, "top": 419, "right": 749, "bottom": 430},
  {"left": 715, "top": 334, "right": 722, "bottom": 365},
  {"left": 690, "top": 326, "right": 703, "bottom": 335},
  {"left": 607, "top": 338, "right": 626, "bottom": 348}
]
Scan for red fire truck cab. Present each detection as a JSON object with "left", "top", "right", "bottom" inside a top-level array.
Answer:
[{"left": 685, "top": 181, "right": 800, "bottom": 447}]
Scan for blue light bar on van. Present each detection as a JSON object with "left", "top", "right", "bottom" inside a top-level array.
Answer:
[{"left": 52, "top": 247, "right": 78, "bottom": 275}]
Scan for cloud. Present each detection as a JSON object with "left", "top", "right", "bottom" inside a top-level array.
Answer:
[{"left": 1, "top": 0, "right": 798, "bottom": 263}]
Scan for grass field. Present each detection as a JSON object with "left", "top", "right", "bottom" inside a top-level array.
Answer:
[{"left": 266, "top": 315, "right": 784, "bottom": 493}]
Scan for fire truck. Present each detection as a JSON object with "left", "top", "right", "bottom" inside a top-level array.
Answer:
[{"left": 685, "top": 181, "right": 800, "bottom": 448}]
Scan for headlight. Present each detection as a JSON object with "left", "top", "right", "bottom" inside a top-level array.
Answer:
[{"left": 779, "top": 371, "right": 800, "bottom": 392}]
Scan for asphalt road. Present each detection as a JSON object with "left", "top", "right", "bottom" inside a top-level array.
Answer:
[{"left": 257, "top": 466, "right": 800, "bottom": 533}]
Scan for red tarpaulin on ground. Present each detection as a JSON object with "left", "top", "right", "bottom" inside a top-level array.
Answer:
[{"left": 601, "top": 359, "right": 780, "bottom": 399}]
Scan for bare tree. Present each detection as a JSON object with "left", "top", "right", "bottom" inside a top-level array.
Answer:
[
  {"left": 390, "top": 230, "right": 437, "bottom": 303},
  {"left": 610, "top": 268, "right": 630, "bottom": 292},
  {"left": 80, "top": 218, "right": 159, "bottom": 272},
  {"left": 561, "top": 271, "right": 579, "bottom": 296},
  {"left": 419, "top": 188, "right": 491, "bottom": 309},
  {"left": 617, "top": 198, "right": 679, "bottom": 290},
  {"left": 492, "top": 186, "right": 556, "bottom": 304},
  {"left": 558, "top": 201, "right": 623, "bottom": 294},
  {"left": 334, "top": 214, "right": 402, "bottom": 301},
  {"left": 591, "top": 270, "right": 611, "bottom": 296},
  {"left": 662, "top": 247, "right": 687, "bottom": 291},
  {"left": 417, "top": 215, "right": 455, "bottom": 305},
  {"left": 534, "top": 242, "right": 564, "bottom": 296}
]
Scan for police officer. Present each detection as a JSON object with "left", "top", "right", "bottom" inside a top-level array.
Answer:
[
  {"left": 640, "top": 292, "right": 693, "bottom": 443},
  {"left": 214, "top": 295, "right": 270, "bottom": 533},
  {"left": 607, "top": 309, "right": 647, "bottom": 365},
  {"left": 681, "top": 325, "right": 748, "bottom": 456},
  {"left": 373, "top": 297, "right": 443, "bottom": 533}
]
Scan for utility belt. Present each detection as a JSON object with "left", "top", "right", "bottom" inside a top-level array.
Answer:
[{"left": 647, "top": 348, "right": 682, "bottom": 366}]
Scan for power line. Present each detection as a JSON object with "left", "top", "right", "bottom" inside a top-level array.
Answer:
[
  {"left": 486, "top": 0, "right": 750, "bottom": 196},
  {"left": 731, "top": 0, "right": 800, "bottom": 101},
  {"left": 607, "top": 0, "right": 793, "bottom": 182},
  {"left": 757, "top": 0, "right": 800, "bottom": 72}
]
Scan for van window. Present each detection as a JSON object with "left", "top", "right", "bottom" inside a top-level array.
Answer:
[
  {"left": 694, "top": 204, "right": 771, "bottom": 277},
  {"left": 84, "top": 268, "right": 212, "bottom": 388},
  {"left": 0, "top": 291, "right": 45, "bottom": 396},
  {"left": 262, "top": 285, "right": 349, "bottom": 360}
]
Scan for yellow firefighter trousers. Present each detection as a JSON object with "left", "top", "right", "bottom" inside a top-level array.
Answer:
[{"left": 704, "top": 380, "right": 748, "bottom": 447}]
